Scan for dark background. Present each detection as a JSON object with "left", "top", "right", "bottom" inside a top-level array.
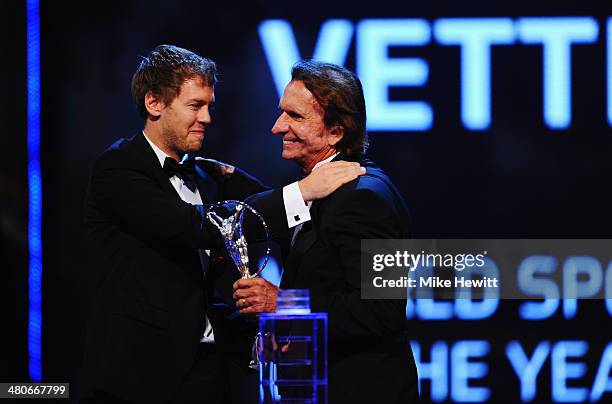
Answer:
[{"left": 2, "top": 1, "right": 611, "bottom": 402}]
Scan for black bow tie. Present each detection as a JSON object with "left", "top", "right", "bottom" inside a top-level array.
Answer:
[{"left": 163, "top": 157, "right": 198, "bottom": 192}]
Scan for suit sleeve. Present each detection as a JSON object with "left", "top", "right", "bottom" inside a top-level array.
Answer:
[
  {"left": 224, "top": 167, "right": 269, "bottom": 199},
  {"left": 312, "top": 185, "right": 407, "bottom": 342},
  {"left": 245, "top": 189, "right": 292, "bottom": 241},
  {"left": 239, "top": 189, "right": 292, "bottom": 263},
  {"left": 89, "top": 151, "right": 218, "bottom": 249},
  {"left": 196, "top": 159, "right": 269, "bottom": 200}
]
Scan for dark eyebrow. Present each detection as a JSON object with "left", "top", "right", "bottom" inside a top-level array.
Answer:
[
  {"left": 186, "top": 100, "right": 216, "bottom": 110},
  {"left": 187, "top": 97, "right": 215, "bottom": 103}
]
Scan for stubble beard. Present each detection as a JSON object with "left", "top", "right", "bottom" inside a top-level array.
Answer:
[{"left": 162, "top": 119, "right": 199, "bottom": 159}]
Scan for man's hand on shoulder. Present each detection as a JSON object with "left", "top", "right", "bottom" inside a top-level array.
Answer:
[
  {"left": 298, "top": 161, "right": 365, "bottom": 202},
  {"left": 195, "top": 157, "right": 235, "bottom": 176}
]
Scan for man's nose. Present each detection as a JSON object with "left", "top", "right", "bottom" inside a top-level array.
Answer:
[
  {"left": 198, "top": 106, "right": 211, "bottom": 125},
  {"left": 271, "top": 113, "right": 288, "bottom": 134}
]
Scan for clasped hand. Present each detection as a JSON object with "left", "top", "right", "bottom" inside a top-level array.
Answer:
[
  {"left": 233, "top": 277, "right": 278, "bottom": 314},
  {"left": 298, "top": 161, "right": 365, "bottom": 201}
]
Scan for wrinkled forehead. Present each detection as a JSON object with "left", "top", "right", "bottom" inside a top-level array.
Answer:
[{"left": 281, "top": 80, "right": 324, "bottom": 115}]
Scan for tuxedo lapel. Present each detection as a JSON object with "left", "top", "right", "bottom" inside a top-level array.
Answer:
[
  {"left": 133, "top": 133, "right": 182, "bottom": 198},
  {"left": 194, "top": 164, "right": 219, "bottom": 204},
  {"left": 133, "top": 134, "right": 222, "bottom": 203},
  {"left": 281, "top": 216, "right": 318, "bottom": 289},
  {"left": 280, "top": 156, "right": 356, "bottom": 288}
]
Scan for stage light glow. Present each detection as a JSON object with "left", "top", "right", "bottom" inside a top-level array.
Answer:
[
  {"left": 518, "top": 256, "right": 560, "bottom": 320},
  {"left": 258, "top": 19, "right": 353, "bottom": 98},
  {"left": 507, "top": 341, "right": 551, "bottom": 402},
  {"left": 562, "top": 257, "right": 603, "bottom": 319},
  {"left": 260, "top": 256, "right": 282, "bottom": 286},
  {"left": 27, "top": 0, "right": 42, "bottom": 382},
  {"left": 517, "top": 17, "right": 599, "bottom": 130},
  {"left": 608, "top": 18, "right": 612, "bottom": 127},
  {"left": 411, "top": 341, "right": 449, "bottom": 402},
  {"left": 451, "top": 341, "right": 490, "bottom": 402},
  {"left": 552, "top": 341, "right": 589, "bottom": 402},
  {"left": 357, "top": 19, "right": 432, "bottom": 131},
  {"left": 590, "top": 343, "right": 612, "bottom": 402},
  {"left": 606, "top": 262, "right": 612, "bottom": 316},
  {"left": 434, "top": 19, "right": 515, "bottom": 130},
  {"left": 454, "top": 257, "right": 499, "bottom": 319}
]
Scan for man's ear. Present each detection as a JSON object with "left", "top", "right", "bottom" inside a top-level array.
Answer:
[
  {"left": 144, "top": 91, "right": 164, "bottom": 117},
  {"left": 327, "top": 126, "right": 345, "bottom": 147}
]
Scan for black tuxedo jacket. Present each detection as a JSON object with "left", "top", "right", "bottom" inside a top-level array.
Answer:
[
  {"left": 248, "top": 156, "right": 419, "bottom": 403},
  {"left": 81, "top": 133, "right": 265, "bottom": 403}
]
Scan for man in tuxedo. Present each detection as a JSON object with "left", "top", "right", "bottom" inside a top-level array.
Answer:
[
  {"left": 81, "top": 46, "right": 364, "bottom": 403},
  {"left": 233, "top": 60, "right": 419, "bottom": 403}
]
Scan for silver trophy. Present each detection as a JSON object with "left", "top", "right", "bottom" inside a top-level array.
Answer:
[
  {"left": 206, "top": 200, "right": 271, "bottom": 370},
  {"left": 206, "top": 200, "right": 271, "bottom": 279}
]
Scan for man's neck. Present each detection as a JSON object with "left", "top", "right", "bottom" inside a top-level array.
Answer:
[
  {"left": 302, "top": 148, "right": 338, "bottom": 173},
  {"left": 143, "top": 122, "right": 181, "bottom": 161}
]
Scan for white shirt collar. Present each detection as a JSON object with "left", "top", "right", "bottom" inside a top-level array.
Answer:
[
  {"left": 312, "top": 153, "right": 339, "bottom": 171},
  {"left": 142, "top": 130, "right": 171, "bottom": 168}
]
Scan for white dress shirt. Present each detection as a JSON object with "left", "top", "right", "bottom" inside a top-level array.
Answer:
[
  {"left": 143, "top": 131, "right": 215, "bottom": 343},
  {"left": 282, "top": 154, "right": 339, "bottom": 244}
]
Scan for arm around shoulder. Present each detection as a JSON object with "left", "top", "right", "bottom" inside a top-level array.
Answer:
[{"left": 88, "top": 151, "right": 218, "bottom": 248}]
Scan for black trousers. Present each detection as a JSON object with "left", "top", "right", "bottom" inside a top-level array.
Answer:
[
  {"left": 171, "top": 343, "right": 222, "bottom": 403},
  {"left": 81, "top": 343, "right": 258, "bottom": 404},
  {"left": 173, "top": 343, "right": 260, "bottom": 403}
]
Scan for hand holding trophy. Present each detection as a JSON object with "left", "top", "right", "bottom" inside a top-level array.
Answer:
[{"left": 206, "top": 200, "right": 271, "bottom": 370}]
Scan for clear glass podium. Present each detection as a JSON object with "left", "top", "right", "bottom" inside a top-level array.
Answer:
[{"left": 258, "top": 290, "right": 328, "bottom": 403}]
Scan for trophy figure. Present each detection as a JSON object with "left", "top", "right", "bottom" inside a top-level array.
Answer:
[
  {"left": 206, "top": 200, "right": 271, "bottom": 370},
  {"left": 206, "top": 200, "right": 270, "bottom": 279}
]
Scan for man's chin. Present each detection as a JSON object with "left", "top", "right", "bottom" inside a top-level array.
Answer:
[
  {"left": 186, "top": 140, "right": 204, "bottom": 153},
  {"left": 281, "top": 150, "right": 296, "bottom": 161}
]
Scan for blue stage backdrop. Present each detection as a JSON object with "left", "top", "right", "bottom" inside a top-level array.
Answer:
[{"left": 2, "top": 1, "right": 611, "bottom": 402}]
